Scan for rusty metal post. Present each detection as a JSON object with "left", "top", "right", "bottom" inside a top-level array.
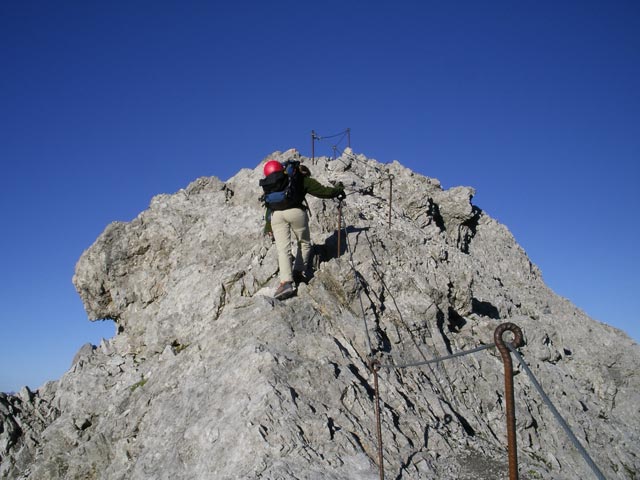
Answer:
[
  {"left": 337, "top": 199, "right": 343, "bottom": 257},
  {"left": 370, "top": 360, "right": 385, "bottom": 480},
  {"left": 388, "top": 174, "right": 394, "bottom": 229},
  {"left": 494, "top": 322, "right": 524, "bottom": 480},
  {"left": 311, "top": 130, "right": 316, "bottom": 164}
]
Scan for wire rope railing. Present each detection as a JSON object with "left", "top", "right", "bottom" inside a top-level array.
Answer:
[
  {"left": 326, "top": 160, "right": 606, "bottom": 480},
  {"left": 311, "top": 128, "right": 351, "bottom": 162},
  {"left": 507, "top": 343, "right": 607, "bottom": 480}
]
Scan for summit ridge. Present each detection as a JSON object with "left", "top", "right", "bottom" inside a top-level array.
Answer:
[{"left": 1, "top": 149, "right": 638, "bottom": 479}]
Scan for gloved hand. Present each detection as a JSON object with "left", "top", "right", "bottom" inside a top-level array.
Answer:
[
  {"left": 264, "top": 222, "right": 274, "bottom": 240},
  {"left": 333, "top": 181, "right": 346, "bottom": 200}
]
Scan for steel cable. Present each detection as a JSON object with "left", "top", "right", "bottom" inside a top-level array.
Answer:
[
  {"left": 325, "top": 158, "right": 606, "bottom": 479},
  {"left": 339, "top": 203, "right": 469, "bottom": 441},
  {"left": 379, "top": 343, "right": 496, "bottom": 369},
  {"left": 339, "top": 200, "right": 374, "bottom": 355},
  {"left": 314, "top": 129, "right": 349, "bottom": 140},
  {"left": 506, "top": 343, "right": 606, "bottom": 480}
]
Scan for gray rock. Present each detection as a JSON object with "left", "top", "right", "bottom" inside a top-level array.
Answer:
[{"left": 1, "top": 150, "right": 638, "bottom": 479}]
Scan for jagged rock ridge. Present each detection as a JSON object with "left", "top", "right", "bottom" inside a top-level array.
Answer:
[{"left": 1, "top": 149, "right": 638, "bottom": 479}]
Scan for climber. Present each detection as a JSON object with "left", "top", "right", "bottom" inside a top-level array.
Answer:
[{"left": 260, "top": 159, "right": 345, "bottom": 300}]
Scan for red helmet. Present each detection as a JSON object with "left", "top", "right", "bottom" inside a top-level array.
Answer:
[{"left": 263, "top": 160, "right": 283, "bottom": 176}]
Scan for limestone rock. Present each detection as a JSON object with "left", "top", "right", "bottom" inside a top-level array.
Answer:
[{"left": 1, "top": 150, "right": 638, "bottom": 479}]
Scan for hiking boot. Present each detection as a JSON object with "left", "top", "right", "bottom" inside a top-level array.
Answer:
[
  {"left": 292, "top": 270, "right": 309, "bottom": 285},
  {"left": 274, "top": 281, "right": 295, "bottom": 300}
]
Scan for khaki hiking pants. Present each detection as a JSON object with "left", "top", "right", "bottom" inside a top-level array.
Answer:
[{"left": 271, "top": 208, "right": 311, "bottom": 283}]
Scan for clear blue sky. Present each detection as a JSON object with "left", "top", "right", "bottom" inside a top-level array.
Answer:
[{"left": 1, "top": 1, "right": 638, "bottom": 393}]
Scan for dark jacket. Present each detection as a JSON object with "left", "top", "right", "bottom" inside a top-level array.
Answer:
[{"left": 302, "top": 176, "right": 344, "bottom": 199}]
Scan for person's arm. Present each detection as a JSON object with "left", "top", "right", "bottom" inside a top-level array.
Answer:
[{"left": 304, "top": 177, "right": 344, "bottom": 199}]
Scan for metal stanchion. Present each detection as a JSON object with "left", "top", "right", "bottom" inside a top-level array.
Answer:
[
  {"left": 494, "top": 322, "right": 524, "bottom": 480},
  {"left": 370, "top": 360, "right": 385, "bottom": 480}
]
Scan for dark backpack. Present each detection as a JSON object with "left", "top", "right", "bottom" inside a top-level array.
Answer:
[{"left": 259, "top": 160, "right": 306, "bottom": 211}]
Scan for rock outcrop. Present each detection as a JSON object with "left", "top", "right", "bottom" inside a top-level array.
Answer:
[{"left": 1, "top": 149, "right": 638, "bottom": 479}]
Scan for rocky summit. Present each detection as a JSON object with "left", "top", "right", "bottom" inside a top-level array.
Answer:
[{"left": 1, "top": 149, "right": 638, "bottom": 480}]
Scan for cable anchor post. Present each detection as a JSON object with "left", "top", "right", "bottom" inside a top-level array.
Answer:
[
  {"left": 494, "top": 322, "right": 524, "bottom": 480},
  {"left": 311, "top": 130, "right": 317, "bottom": 165},
  {"left": 337, "top": 198, "right": 343, "bottom": 258},
  {"left": 387, "top": 173, "right": 394, "bottom": 229},
  {"left": 369, "top": 359, "right": 385, "bottom": 480}
]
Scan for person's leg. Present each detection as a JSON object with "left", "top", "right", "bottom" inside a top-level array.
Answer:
[
  {"left": 287, "top": 209, "right": 311, "bottom": 274},
  {"left": 271, "top": 211, "right": 293, "bottom": 283}
]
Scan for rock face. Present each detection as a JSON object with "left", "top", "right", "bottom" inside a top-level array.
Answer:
[{"left": 1, "top": 149, "right": 639, "bottom": 479}]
